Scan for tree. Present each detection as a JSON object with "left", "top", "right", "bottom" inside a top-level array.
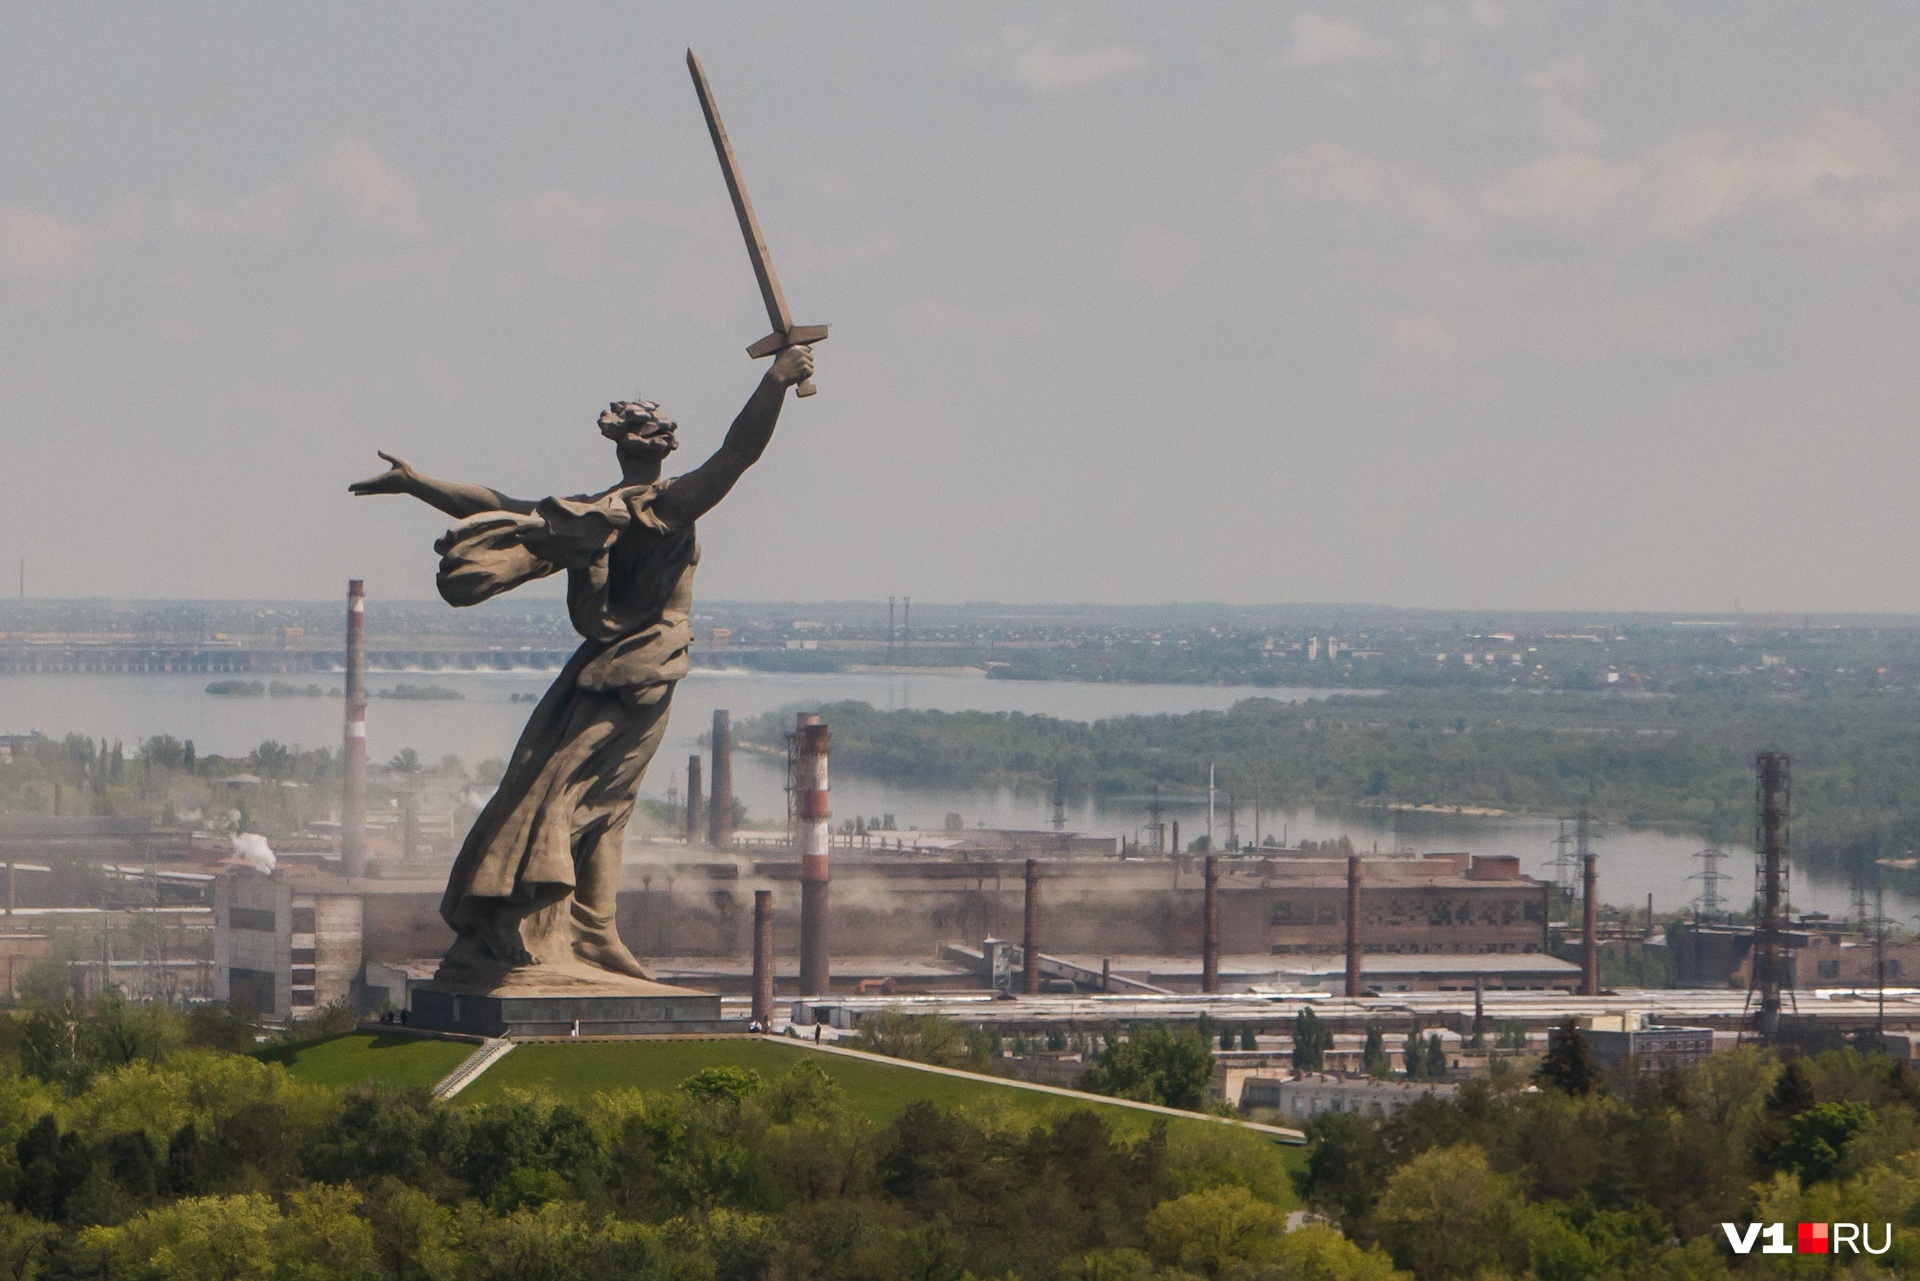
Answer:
[
  {"left": 1776, "top": 1100, "right": 1873, "bottom": 1183},
  {"left": 848, "top": 1010, "right": 978, "bottom": 1068},
  {"left": 1362, "top": 1024, "right": 1390, "bottom": 1079},
  {"left": 271, "top": 1184, "right": 380, "bottom": 1281},
  {"left": 84, "top": 1192, "right": 281, "bottom": 1281},
  {"left": 1266, "top": 1224, "right": 1409, "bottom": 1280},
  {"left": 1077, "top": 1025, "right": 1214, "bottom": 1111},
  {"left": 1293, "top": 1008, "right": 1331, "bottom": 1073},
  {"left": 186, "top": 1002, "right": 258, "bottom": 1054},
  {"left": 1372, "top": 1144, "right": 1522, "bottom": 1281},
  {"left": 1401, "top": 1030, "right": 1425, "bottom": 1080},
  {"left": 1426, "top": 1034, "right": 1446, "bottom": 1080},
  {"left": 1536, "top": 1017, "right": 1599, "bottom": 1096},
  {"left": 679, "top": 1067, "right": 762, "bottom": 1104},
  {"left": 1298, "top": 1112, "right": 1393, "bottom": 1233},
  {"left": 1142, "top": 1185, "right": 1285, "bottom": 1278}
]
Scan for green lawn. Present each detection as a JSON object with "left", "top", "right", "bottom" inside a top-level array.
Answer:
[
  {"left": 264, "top": 1034, "right": 1306, "bottom": 1204},
  {"left": 464, "top": 1038, "right": 1277, "bottom": 1141},
  {"left": 260, "top": 1031, "right": 478, "bottom": 1092}
]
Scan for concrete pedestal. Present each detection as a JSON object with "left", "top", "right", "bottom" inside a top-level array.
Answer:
[{"left": 409, "top": 971, "right": 727, "bottom": 1038}]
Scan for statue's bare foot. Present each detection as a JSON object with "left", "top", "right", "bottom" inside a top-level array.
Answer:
[{"left": 573, "top": 934, "right": 648, "bottom": 979}]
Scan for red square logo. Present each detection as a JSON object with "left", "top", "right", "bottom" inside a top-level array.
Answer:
[{"left": 1798, "top": 1222, "right": 1829, "bottom": 1254}]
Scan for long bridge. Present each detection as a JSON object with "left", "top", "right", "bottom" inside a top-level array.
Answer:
[{"left": 0, "top": 642, "right": 574, "bottom": 675}]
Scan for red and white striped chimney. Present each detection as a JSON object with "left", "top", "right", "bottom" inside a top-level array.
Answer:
[{"left": 796, "top": 717, "right": 831, "bottom": 996}]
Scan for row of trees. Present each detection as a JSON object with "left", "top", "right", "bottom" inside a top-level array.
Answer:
[
  {"left": 0, "top": 991, "right": 1413, "bottom": 1281},
  {"left": 0, "top": 731, "right": 506, "bottom": 841},
  {"left": 1297, "top": 1036, "right": 1920, "bottom": 1278},
  {"left": 844, "top": 1013, "right": 1227, "bottom": 1115},
  {"left": 763, "top": 689, "right": 1920, "bottom": 872}
]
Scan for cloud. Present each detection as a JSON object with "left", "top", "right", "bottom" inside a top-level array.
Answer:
[
  {"left": 1281, "top": 12, "right": 1385, "bottom": 68},
  {"left": 1646, "top": 108, "right": 1907, "bottom": 239},
  {"left": 1524, "top": 54, "right": 1607, "bottom": 148},
  {"left": 1276, "top": 142, "right": 1382, "bottom": 206},
  {"left": 1262, "top": 142, "right": 1473, "bottom": 240},
  {"left": 308, "top": 139, "right": 426, "bottom": 241},
  {"left": 1481, "top": 152, "right": 1640, "bottom": 225},
  {"left": 171, "top": 138, "right": 423, "bottom": 241},
  {"left": 172, "top": 183, "right": 294, "bottom": 237},
  {"left": 0, "top": 206, "right": 92, "bottom": 283},
  {"left": 1002, "top": 26, "right": 1145, "bottom": 92},
  {"left": 1483, "top": 107, "right": 1913, "bottom": 241},
  {"left": 1119, "top": 221, "right": 1199, "bottom": 292}
]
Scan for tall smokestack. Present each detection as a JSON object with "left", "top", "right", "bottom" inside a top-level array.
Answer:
[
  {"left": 685, "top": 755, "right": 703, "bottom": 847},
  {"left": 752, "top": 889, "right": 774, "bottom": 1028},
  {"left": 797, "top": 720, "right": 831, "bottom": 995},
  {"left": 1202, "top": 855, "right": 1220, "bottom": 992},
  {"left": 1754, "top": 751, "right": 1791, "bottom": 1038},
  {"left": 1344, "top": 855, "right": 1363, "bottom": 997},
  {"left": 340, "top": 580, "right": 367, "bottom": 877},
  {"left": 1022, "top": 858, "right": 1041, "bottom": 995},
  {"left": 1580, "top": 852, "right": 1599, "bottom": 996},
  {"left": 708, "top": 710, "right": 733, "bottom": 850},
  {"left": 400, "top": 788, "right": 418, "bottom": 864}
]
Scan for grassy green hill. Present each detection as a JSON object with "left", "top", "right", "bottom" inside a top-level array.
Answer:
[
  {"left": 257, "top": 1030, "right": 476, "bottom": 1091},
  {"left": 266, "top": 1032, "right": 1301, "bottom": 1152}
]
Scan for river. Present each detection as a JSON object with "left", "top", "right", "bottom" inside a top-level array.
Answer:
[{"left": 0, "top": 669, "right": 1874, "bottom": 919}]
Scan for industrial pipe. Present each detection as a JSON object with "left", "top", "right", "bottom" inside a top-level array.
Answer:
[
  {"left": 797, "top": 719, "right": 831, "bottom": 995},
  {"left": 1580, "top": 852, "right": 1599, "bottom": 997},
  {"left": 340, "top": 580, "right": 368, "bottom": 877},
  {"left": 752, "top": 889, "right": 774, "bottom": 1028},
  {"left": 1202, "top": 854, "right": 1220, "bottom": 992},
  {"left": 1022, "top": 858, "right": 1040, "bottom": 995},
  {"left": 708, "top": 710, "right": 733, "bottom": 850},
  {"left": 1345, "top": 855, "right": 1363, "bottom": 997},
  {"left": 685, "top": 755, "right": 703, "bottom": 848}
]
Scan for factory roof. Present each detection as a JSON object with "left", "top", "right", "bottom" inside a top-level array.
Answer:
[{"left": 1276, "top": 954, "right": 1580, "bottom": 977}]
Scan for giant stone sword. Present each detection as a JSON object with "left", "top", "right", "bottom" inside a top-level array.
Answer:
[{"left": 687, "top": 48, "right": 828, "bottom": 396}]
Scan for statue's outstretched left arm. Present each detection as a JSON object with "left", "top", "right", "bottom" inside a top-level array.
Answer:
[
  {"left": 656, "top": 345, "right": 814, "bottom": 525},
  {"left": 348, "top": 453, "right": 536, "bottom": 519}
]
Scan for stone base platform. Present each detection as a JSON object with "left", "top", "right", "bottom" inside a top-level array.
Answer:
[{"left": 409, "top": 970, "right": 727, "bottom": 1038}]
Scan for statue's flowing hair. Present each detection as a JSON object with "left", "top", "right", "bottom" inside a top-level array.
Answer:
[{"left": 599, "top": 400, "right": 678, "bottom": 458}]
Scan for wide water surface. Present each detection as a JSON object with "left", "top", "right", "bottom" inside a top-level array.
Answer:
[{"left": 0, "top": 670, "right": 1875, "bottom": 919}]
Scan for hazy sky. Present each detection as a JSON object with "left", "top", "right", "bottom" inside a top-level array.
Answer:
[{"left": 3, "top": 3, "right": 1918, "bottom": 612}]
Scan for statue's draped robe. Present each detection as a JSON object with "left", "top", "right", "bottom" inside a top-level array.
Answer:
[{"left": 430, "top": 481, "right": 694, "bottom": 984}]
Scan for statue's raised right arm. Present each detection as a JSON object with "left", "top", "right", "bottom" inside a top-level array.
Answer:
[
  {"left": 348, "top": 452, "right": 536, "bottom": 519},
  {"left": 654, "top": 344, "right": 814, "bottom": 525}
]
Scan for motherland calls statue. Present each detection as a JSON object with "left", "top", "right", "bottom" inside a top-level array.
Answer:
[{"left": 348, "top": 343, "right": 814, "bottom": 989}]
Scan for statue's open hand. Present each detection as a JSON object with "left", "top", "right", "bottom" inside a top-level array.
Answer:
[
  {"left": 349, "top": 451, "right": 419, "bottom": 497},
  {"left": 770, "top": 345, "right": 814, "bottom": 388}
]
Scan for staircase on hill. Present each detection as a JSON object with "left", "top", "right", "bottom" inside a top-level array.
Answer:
[{"left": 432, "top": 1036, "right": 515, "bottom": 1099}]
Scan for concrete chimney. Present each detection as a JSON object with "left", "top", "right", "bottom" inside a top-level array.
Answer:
[
  {"left": 707, "top": 710, "right": 733, "bottom": 850},
  {"left": 340, "top": 580, "right": 368, "bottom": 877},
  {"left": 1202, "top": 854, "right": 1220, "bottom": 992},
  {"left": 685, "top": 755, "right": 703, "bottom": 848},
  {"left": 796, "top": 720, "right": 831, "bottom": 995},
  {"left": 400, "top": 788, "right": 418, "bottom": 864},
  {"left": 1022, "top": 858, "right": 1041, "bottom": 995},
  {"left": 752, "top": 889, "right": 774, "bottom": 1028},
  {"left": 1344, "top": 855, "right": 1363, "bottom": 997},
  {"left": 1580, "top": 852, "right": 1599, "bottom": 996}
]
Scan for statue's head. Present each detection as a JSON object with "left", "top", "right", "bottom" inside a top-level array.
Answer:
[{"left": 598, "top": 400, "right": 679, "bottom": 460}]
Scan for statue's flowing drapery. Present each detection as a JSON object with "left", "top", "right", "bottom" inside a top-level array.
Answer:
[{"left": 429, "top": 481, "right": 696, "bottom": 985}]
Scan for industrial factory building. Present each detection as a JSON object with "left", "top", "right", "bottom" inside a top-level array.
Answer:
[{"left": 205, "top": 842, "right": 1564, "bottom": 1013}]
